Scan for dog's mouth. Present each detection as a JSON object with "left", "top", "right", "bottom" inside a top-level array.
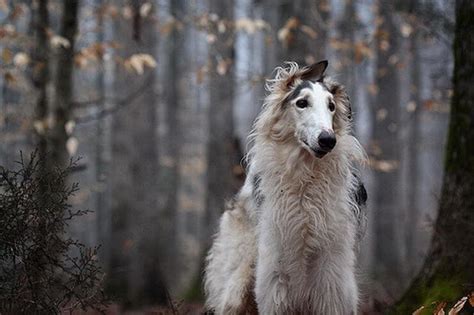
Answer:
[{"left": 302, "top": 140, "right": 330, "bottom": 159}]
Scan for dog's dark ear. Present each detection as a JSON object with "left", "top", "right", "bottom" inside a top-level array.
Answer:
[
  {"left": 301, "top": 60, "right": 328, "bottom": 82},
  {"left": 331, "top": 83, "right": 353, "bottom": 121}
]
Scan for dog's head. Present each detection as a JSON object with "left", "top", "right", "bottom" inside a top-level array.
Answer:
[{"left": 261, "top": 61, "right": 352, "bottom": 158}]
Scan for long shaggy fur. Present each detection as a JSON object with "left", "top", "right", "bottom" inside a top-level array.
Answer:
[{"left": 204, "top": 62, "right": 367, "bottom": 315}]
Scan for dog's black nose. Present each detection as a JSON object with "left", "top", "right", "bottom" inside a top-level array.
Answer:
[{"left": 318, "top": 131, "right": 336, "bottom": 151}]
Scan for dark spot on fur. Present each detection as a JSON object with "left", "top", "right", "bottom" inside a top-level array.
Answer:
[
  {"left": 283, "top": 81, "right": 313, "bottom": 105},
  {"left": 352, "top": 174, "right": 367, "bottom": 206},
  {"left": 350, "top": 173, "right": 368, "bottom": 244}
]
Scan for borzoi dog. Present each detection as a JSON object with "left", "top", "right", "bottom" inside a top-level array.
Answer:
[{"left": 204, "top": 61, "right": 367, "bottom": 314}]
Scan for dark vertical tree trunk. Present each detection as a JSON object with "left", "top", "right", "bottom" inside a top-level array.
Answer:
[
  {"left": 406, "top": 26, "right": 422, "bottom": 272},
  {"left": 339, "top": 0, "right": 357, "bottom": 100},
  {"left": 31, "top": 0, "right": 49, "bottom": 162},
  {"left": 155, "top": 0, "right": 182, "bottom": 289},
  {"left": 50, "top": 0, "right": 79, "bottom": 167},
  {"left": 205, "top": 0, "right": 236, "bottom": 242},
  {"left": 277, "top": 0, "right": 329, "bottom": 64},
  {"left": 395, "top": 0, "right": 474, "bottom": 312},
  {"left": 180, "top": 0, "right": 238, "bottom": 302},
  {"left": 108, "top": 0, "right": 168, "bottom": 306},
  {"left": 94, "top": 0, "right": 112, "bottom": 276},
  {"left": 372, "top": 1, "right": 406, "bottom": 297},
  {"left": 27, "top": 0, "right": 51, "bottom": 297}
]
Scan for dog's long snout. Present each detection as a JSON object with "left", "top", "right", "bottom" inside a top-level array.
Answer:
[{"left": 318, "top": 130, "right": 336, "bottom": 151}]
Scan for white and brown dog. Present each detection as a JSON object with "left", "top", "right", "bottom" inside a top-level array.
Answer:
[{"left": 204, "top": 61, "right": 367, "bottom": 315}]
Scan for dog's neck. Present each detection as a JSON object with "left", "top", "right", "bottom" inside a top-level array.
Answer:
[{"left": 250, "top": 134, "right": 350, "bottom": 182}]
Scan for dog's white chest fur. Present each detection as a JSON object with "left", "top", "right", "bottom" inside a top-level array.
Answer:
[{"left": 252, "top": 141, "right": 358, "bottom": 314}]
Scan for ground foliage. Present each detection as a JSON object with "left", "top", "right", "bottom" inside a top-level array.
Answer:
[{"left": 0, "top": 151, "right": 107, "bottom": 314}]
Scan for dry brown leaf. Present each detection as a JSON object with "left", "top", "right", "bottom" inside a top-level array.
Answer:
[
  {"left": 2, "top": 47, "right": 12, "bottom": 64},
  {"left": 217, "top": 20, "right": 226, "bottom": 33},
  {"left": 376, "top": 108, "right": 388, "bottom": 122},
  {"left": 216, "top": 59, "right": 231, "bottom": 76},
  {"left": 379, "top": 39, "right": 390, "bottom": 51},
  {"left": 13, "top": 52, "right": 29, "bottom": 68},
  {"left": 65, "top": 120, "right": 75, "bottom": 136},
  {"left": 423, "top": 99, "right": 437, "bottom": 110},
  {"left": 66, "top": 137, "right": 79, "bottom": 156},
  {"left": 141, "top": 54, "right": 157, "bottom": 67},
  {"left": 196, "top": 65, "right": 209, "bottom": 84},
  {"left": 367, "top": 84, "right": 379, "bottom": 96},
  {"left": 469, "top": 292, "right": 474, "bottom": 307},
  {"left": 400, "top": 22, "right": 413, "bottom": 38},
  {"left": 300, "top": 25, "right": 318, "bottom": 39},
  {"left": 122, "top": 5, "right": 133, "bottom": 19},
  {"left": 33, "top": 120, "right": 47, "bottom": 135},
  {"left": 434, "top": 301, "right": 447, "bottom": 315},
  {"left": 369, "top": 159, "right": 399, "bottom": 172},
  {"left": 125, "top": 53, "right": 157, "bottom": 74},
  {"left": 161, "top": 156, "right": 176, "bottom": 167},
  {"left": 74, "top": 53, "right": 88, "bottom": 68},
  {"left": 329, "top": 38, "right": 351, "bottom": 51},
  {"left": 159, "top": 17, "right": 183, "bottom": 35},
  {"left": 0, "top": 24, "right": 15, "bottom": 38},
  {"left": 235, "top": 18, "right": 268, "bottom": 34},
  {"left": 448, "top": 296, "right": 467, "bottom": 315},
  {"left": 103, "top": 4, "right": 119, "bottom": 17},
  {"left": 412, "top": 305, "right": 424, "bottom": 315},
  {"left": 388, "top": 54, "right": 399, "bottom": 65},
  {"left": 51, "top": 35, "right": 70, "bottom": 48},
  {"left": 4, "top": 71, "right": 15, "bottom": 85},
  {"left": 406, "top": 101, "right": 417, "bottom": 112},
  {"left": 206, "top": 34, "right": 217, "bottom": 44},
  {"left": 140, "top": 2, "right": 152, "bottom": 17},
  {"left": 277, "top": 17, "right": 299, "bottom": 46},
  {"left": 354, "top": 41, "right": 373, "bottom": 63}
]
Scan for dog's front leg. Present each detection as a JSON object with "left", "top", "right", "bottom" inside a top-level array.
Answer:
[{"left": 254, "top": 219, "right": 291, "bottom": 315}]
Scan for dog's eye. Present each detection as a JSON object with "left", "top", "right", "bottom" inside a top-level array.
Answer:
[
  {"left": 328, "top": 101, "right": 335, "bottom": 112},
  {"left": 296, "top": 99, "right": 309, "bottom": 108}
]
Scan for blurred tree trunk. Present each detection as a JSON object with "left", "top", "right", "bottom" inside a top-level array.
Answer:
[
  {"left": 262, "top": 0, "right": 279, "bottom": 71},
  {"left": 233, "top": 0, "right": 260, "bottom": 145},
  {"left": 406, "top": 25, "right": 422, "bottom": 273},
  {"left": 50, "top": 0, "right": 79, "bottom": 167},
  {"left": 372, "top": 1, "right": 406, "bottom": 297},
  {"left": 394, "top": 0, "right": 474, "bottom": 312},
  {"left": 155, "top": 0, "right": 182, "bottom": 289},
  {"left": 182, "top": 0, "right": 238, "bottom": 302},
  {"left": 26, "top": 0, "right": 51, "bottom": 294},
  {"left": 31, "top": 0, "right": 49, "bottom": 163},
  {"left": 94, "top": 0, "right": 113, "bottom": 276},
  {"left": 108, "top": 0, "right": 167, "bottom": 305},
  {"left": 205, "top": 0, "right": 236, "bottom": 242},
  {"left": 173, "top": 0, "right": 211, "bottom": 295},
  {"left": 277, "top": 0, "right": 329, "bottom": 64},
  {"left": 339, "top": 0, "right": 357, "bottom": 100}
]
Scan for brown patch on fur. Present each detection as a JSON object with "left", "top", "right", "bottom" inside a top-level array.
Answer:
[
  {"left": 238, "top": 277, "right": 258, "bottom": 315},
  {"left": 284, "top": 74, "right": 298, "bottom": 89}
]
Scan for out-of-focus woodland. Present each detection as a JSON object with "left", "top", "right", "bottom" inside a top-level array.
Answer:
[{"left": 1, "top": 0, "right": 473, "bottom": 313}]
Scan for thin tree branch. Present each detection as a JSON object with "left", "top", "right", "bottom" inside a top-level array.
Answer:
[{"left": 75, "top": 73, "right": 154, "bottom": 124}]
